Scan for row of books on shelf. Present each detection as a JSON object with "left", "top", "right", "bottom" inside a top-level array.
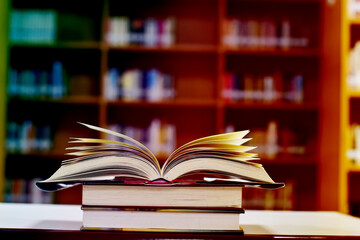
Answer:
[
  {"left": 81, "top": 183, "right": 245, "bottom": 232},
  {"left": 4, "top": 178, "right": 54, "bottom": 204},
  {"left": 104, "top": 68, "right": 175, "bottom": 102},
  {"left": 349, "top": 0, "right": 360, "bottom": 18},
  {"left": 223, "top": 18, "right": 309, "bottom": 49},
  {"left": 348, "top": 124, "right": 360, "bottom": 165},
  {"left": 8, "top": 61, "right": 67, "bottom": 99},
  {"left": 10, "top": 10, "right": 57, "bottom": 43},
  {"left": 107, "top": 118, "right": 176, "bottom": 157},
  {"left": 6, "top": 121, "right": 52, "bottom": 154},
  {"left": 243, "top": 180, "right": 294, "bottom": 210},
  {"left": 80, "top": 183, "right": 292, "bottom": 231},
  {"left": 105, "top": 17, "right": 175, "bottom": 47},
  {"left": 226, "top": 120, "right": 307, "bottom": 160},
  {"left": 348, "top": 42, "right": 360, "bottom": 88},
  {"left": 223, "top": 72, "right": 304, "bottom": 103}
]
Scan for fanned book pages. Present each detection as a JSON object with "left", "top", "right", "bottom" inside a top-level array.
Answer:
[{"left": 36, "top": 123, "right": 284, "bottom": 191}]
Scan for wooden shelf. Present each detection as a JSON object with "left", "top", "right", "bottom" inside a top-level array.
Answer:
[
  {"left": 347, "top": 89, "right": 360, "bottom": 98},
  {"left": 223, "top": 47, "right": 320, "bottom": 57},
  {"left": 348, "top": 163, "right": 360, "bottom": 173},
  {"left": 8, "top": 96, "right": 101, "bottom": 105},
  {"left": 10, "top": 41, "right": 102, "bottom": 50},
  {"left": 1, "top": 0, "right": 330, "bottom": 210},
  {"left": 348, "top": 18, "right": 360, "bottom": 25},
  {"left": 107, "top": 44, "right": 218, "bottom": 54},
  {"left": 260, "top": 156, "right": 316, "bottom": 166},
  {"left": 224, "top": 102, "right": 318, "bottom": 111},
  {"left": 106, "top": 99, "right": 217, "bottom": 108}
]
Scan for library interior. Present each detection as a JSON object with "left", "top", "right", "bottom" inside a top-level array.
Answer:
[{"left": 2, "top": 0, "right": 360, "bottom": 234}]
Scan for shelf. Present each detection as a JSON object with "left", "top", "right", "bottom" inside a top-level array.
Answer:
[
  {"left": 348, "top": 18, "right": 360, "bottom": 26},
  {"left": 348, "top": 89, "right": 360, "bottom": 98},
  {"left": 223, "top": 47, "right": 320, "bottom": 57},
  {"left": 106, "top": 99, "right": 217, "bottom": 108},
  {"left": 348, "top": 163, "right": 360, "bottom": 173},
  {"left": 260, "top": 156, "right": 316, "bottom": 166},
  {"left": 8, "top": 96, "right": 101, "bottom": 105},
  {"left": 224, "top": 102, "right": 318, "bottom": 111},
  {"left": 2, "top": 0, "right": 326, "bottom": 209},
  {"left": 6, "top": 152, "right": 65, "bottom": 160},
  {"left": 106, "top": 44, "right": 218, "bottom": 54},
  {"left": 10, "top": 41, "right": 102, "bottom": 50}
]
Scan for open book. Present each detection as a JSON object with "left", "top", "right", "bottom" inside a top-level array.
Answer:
[{"left": 36, "top": 123, "right": 283, "bottom": 191}]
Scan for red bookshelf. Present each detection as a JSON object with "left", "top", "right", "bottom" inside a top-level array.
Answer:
[{"left": 2, "top": 0, "right": 341, "bottom": 212}]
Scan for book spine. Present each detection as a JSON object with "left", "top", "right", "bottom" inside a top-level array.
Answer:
[
  {"left": 222, "top": 17, "right": 309, "bottom": 49},
  {"left": 223, "top": 72, "right": 304, "bottom": 104},
  {"left": 4, "top": 178, "right": 54, "bottom": 203},
  {"left": 9, "top": 61, "right": 67, "bottom": 100},
  {"left": 242, "top": 180, "right": 294, "bottom": 210},
  {"left": 348, "top": 124, "right": 360, "bottom": 165},
  {"left": 106, "top": 16, "right": 176, "bottom": 47},
  {"left": 104, "top": 68, "right": 176, "bottom": 102},
  {"left": 6, "top": 120, "right": 53, "bottom": 154},
  {"left": 226, "top": 120, "right": 307, "bottom": 159},
  {"left": 9, "top": 9, "right": 57, "bottom": 43}
]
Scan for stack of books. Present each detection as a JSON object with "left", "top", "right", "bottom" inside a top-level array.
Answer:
[
  {"left": 37, "top": 123, "right": 283, "bottom": 233},
  {"left": 81, "top": 182, "right": 245, "bottom": 232}
]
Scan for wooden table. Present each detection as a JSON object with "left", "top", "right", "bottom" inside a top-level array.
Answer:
[{"left": 1, "top": 203, "right": 360, "bottom": 239}]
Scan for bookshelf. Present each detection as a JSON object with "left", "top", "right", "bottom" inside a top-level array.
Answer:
[
  {"left": 0, "top": 0, "right": 342, "bottom": 211},
  {"left": 338, "top": 0, "right": 360, "bottom": 216}
]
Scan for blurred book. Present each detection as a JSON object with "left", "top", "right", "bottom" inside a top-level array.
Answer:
[
  {"left": 6, "top": 121, "right": 52, "bottom": 154},
  {"left": 8, "top": 61, "right": 67, "bottom": 100},
  {"left": 106, "top": 16, "right": 175, "bottom": 47},
  {"left": 10, "top": 9, "right": 57, "bottom": 43},
  {"left": 104, "top": 68, "right": 175, "bottom": 102},
  {"left": 4, "top": 178, "right": 53, "bottom": 203},
  {"left": 223, "top": 72, "right": 304, "bottom": 104},
  {"left": 348, "top": 124, "right": 360, "bottom": 166},
  {"left": 348, "top": 42, "right": 360, "bottom": 88},
  {"left": 223, "top": 18, "right": 308, "bottom": 49},
  {"left": 226, "top": 120, "right": 307, "bottom": 159}
]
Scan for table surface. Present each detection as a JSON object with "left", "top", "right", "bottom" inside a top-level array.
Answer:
[{"left": 1, "top": 203, "right": 360, "bottom": 238}]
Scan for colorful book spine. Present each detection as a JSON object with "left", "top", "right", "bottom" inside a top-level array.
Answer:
[
  {"left": 348, "top": 124, "right": 360, "bottom": 166},
  {"left": 10, "top": 9, "right": 57, "bottom": 43},
  {"left": 4, "top": 178, "right": 54, "bottom": 203},
  {"left": 6, "top": 121, "right": 52, "bottom": 154},
  {"left": 242, "top": 180, "right": 294, "bottom": 210},
  {"left": 8, "top": 61, "right": 67, "bottom": 100},
  {"left": 223, "top": 72, "right": 304, "bottom": 104},
  {"left": 348, "top": 42, "right": 360, "bottom": 88},
  {"left": 104, "top": 68, "right": 175, "bottom": 102},
  {"left": 223, "top": 18, "right": 308, "bottom": 49},
  {"left": 349, "top": 0, "right": 360, "bottom": 18},
  {"left": 225, "top": 120, "right": 307, "bottom": 159},
  {"left": 106, "top": 16, "right": 176, "bottom": 47}
]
